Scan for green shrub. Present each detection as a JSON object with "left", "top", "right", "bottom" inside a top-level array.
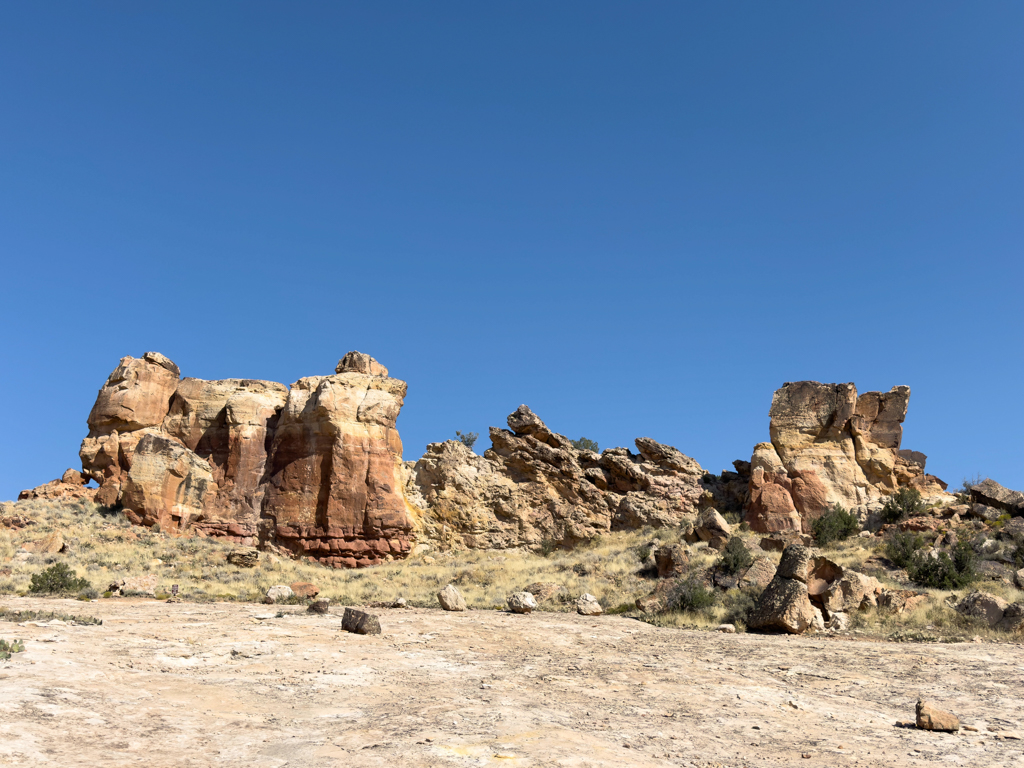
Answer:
[
  {"left": 717, "top": 537, "right": 753, "bottom": 575},
  {"left": 720, "top": 587, "right": 761, "bottom": 630},
  {"left": 0, "top": 638, "right": 26, "bottom": 661},
  {"left": 880, "top": 487, "right": 924, "bottom": 524},
  {"left": 28, "top": 563, "right": 91, "bottom": 595},
  {"left": 908, "top": 539, "right": 977, "bottom": 589},
  {"left": 455, "top": 431, "right": 478, "bottom": 450},
  {"left": 812, "top": 504, "right": 860, "bottom": 547},
  {"left": 884, "top": 530, "right": 926, "bottom": 568},
  {"left": 665, "top": 576, "right": 716, "bottom": 616},
  {"left": 570, "top": 437, "right": 599, "bottom": 453}
]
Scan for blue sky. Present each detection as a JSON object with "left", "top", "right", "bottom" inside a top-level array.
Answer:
[{"left": 1, "top": 2, "right": 1021, "bottom": 500}]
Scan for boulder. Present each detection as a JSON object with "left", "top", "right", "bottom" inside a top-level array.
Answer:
[
  {"left": 739, "top": 557, "right": 777, "bottom": 589},
  {"left": 19, "top": 475, "right": 97, "bottom": 503},
  {"left": 821, "top": 569, "right": 882, "bottom": 614},
  {"left": 507, "top": 592, "right": 539, "bottom": 614},
  {"left": 437, "top": 584, "right": 467, "bottom": 612},
  {"left": 290, "top": 582, "right": 320, "bottom": 599},
  {"left": 969, "top": 479, "right": 1024, "bottom": 517},
  {"left": 108, "top": 575, "right": 157, "bottom": 596},
  {"left": 226, "top": 549, "right": 259, "bottom": 568},
  {"left": 878, "top": 589, "right": 929, "bottom": 614},
  {"left": 716, "top": 624, "right": 736, "bottom": 633},
  {"left": 956, "top": 591, "right": 1008, "bottom": 628},
  {"left": 775, "top": 544, "right": 815, "bottom": 583},
  {"left": 748, "top": 575, "right": 817, "bottom": 634},
  {"left": 695, "top": 508, "right": 730, "bottom": 541},
  {"left": 341, "top": 607, "right": 381, "bottom": 635},
  {"left": 119, "top": 434, "right": 216, "bottom": 533},
  {"left": 266, "top": 585, "right": 294, "bottom": 603},
  {"left": 575, "top": 594, "right": 603, "bottom": 616},
  {"left": 653, "top": 544, "right": 688, "bottom": 578},
  {"left": 916, "top": 700, "right": 960, "bottom": 732},
  {"left": 21, "top": 532, "right": 66, "bottom": 555}
]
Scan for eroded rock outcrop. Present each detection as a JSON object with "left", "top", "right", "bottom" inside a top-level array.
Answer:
[
  {"left": 75, "top": 351, "right": 412, "bottom": 567},
  {"left": 746, "top": 382, "right": 948, "bottom": 533},
  {"left": 402, "top": 405, "right": 706, "bottom": 550}
]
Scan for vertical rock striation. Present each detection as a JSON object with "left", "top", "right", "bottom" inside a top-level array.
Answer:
[{"left": 77, "top": 351, "right": 412, "bottom": 566}]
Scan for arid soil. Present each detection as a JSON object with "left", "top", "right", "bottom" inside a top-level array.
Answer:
[{"left": 0, "top": 597, "right": 1021, "bottom": 768}]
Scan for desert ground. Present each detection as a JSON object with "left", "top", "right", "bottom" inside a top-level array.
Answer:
[{"left": 0, "top": 597, "right": 1021, "bottom": 768}]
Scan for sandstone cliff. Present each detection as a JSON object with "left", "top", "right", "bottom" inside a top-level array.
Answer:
[
  {"left": 746, "top": 381, "right": 948, "bottom": 533},
  {"left": 402, "top": 405, "right": 708, "bottom": 550},
  {"left": 77, "top": 350, "right": 412, "bottom": 567}
]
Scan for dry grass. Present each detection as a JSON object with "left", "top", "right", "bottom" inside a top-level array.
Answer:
[{"left": 2, "top": 499, "right": 1023, "bottom": 643}]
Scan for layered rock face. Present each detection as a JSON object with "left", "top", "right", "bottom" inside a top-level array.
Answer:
[
  {"left": 747, "top": 382, "right": 947, "bottom": 533},
  {"left": 402, "top": 405, "right": 707, "bottom": 550},
  {"left": 78, "top": 351, "right": 412, "bottom": 567}
]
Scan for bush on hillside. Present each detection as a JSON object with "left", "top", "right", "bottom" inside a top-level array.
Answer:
[
  {"left": 717, "top": 537, "right": 753, "bottom": 575},
  {"left": 455, "top": 431, "right": 478, "bottom": 450},
  {"left": 812, "top": 504, "right": 860, "bottom": 547},
  {"left": 28, "top": 563, "right": 91, "bottom": 595},
  {"left": 664, "top": 576, "right": 716, "bottom": 616},
  {"left": 880, "top": 487, "right": 925, "bottom": 524},
  {"left": 908, "top": 539, "right": 977, "bottom": 590},
  {"left": 884, "top": 530, "right": 926, "bottom": 569}
]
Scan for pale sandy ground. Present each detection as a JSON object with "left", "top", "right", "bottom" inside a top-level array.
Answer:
[{"left": 0, "top": 597, "right": 1022, "bottom": 768}]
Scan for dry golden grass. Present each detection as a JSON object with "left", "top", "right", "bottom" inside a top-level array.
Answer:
[{"left": 2, "top": 499, "right": 1022, "bottom": 642}]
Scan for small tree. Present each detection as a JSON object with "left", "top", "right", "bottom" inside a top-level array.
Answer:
[
  {"left": 717, "top": 536, "right": 753, "bottom": 575},
  {"left": 908, "top": 539, "right": 977, "bottom": 589},
  {"left": 29, "top": 563, "right": 91, "bottom": 595},
  {"left": 884, "top": 530, "right": 926, "bottom": 568},
  {"left": 812, "top": 504, "right": 860, "bottom": 547},
  {"left": 455, "top": 431, "right": 478, "bottom": 450},
  {"left": 880, "top": 487, "right": 924, "bottom": 524},
  {"left": 570, "top": 437, "right": 599, "bottom": 453},
  {"left": 665, "top": 575, "right": 716, "bottom": 616}
]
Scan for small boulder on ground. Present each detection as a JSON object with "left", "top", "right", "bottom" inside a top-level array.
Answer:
[
  {"left": 108, "top": 574, "right": 158, "bottom": 597},
  {"left": 956, "top": 591, "right": 1008, "bottom": 627},
  {"left": 266, "top": 585, "right": 294, "bottom": 603},
  {"left": 290, "top": 582, "right": 319, "bottom": 598},
  {"left": 341, "top": 607, "right": 381, "bottom": 635},
  {"left": 507, "top": 592, "right": 539, "bottom": 614},
  {"left": 748, "top": 544, "right": 817, "bottom": 634},
  {"left": 227, "top": 549, "right": 259, "bottom": 568},
  {"left": 716, "top": 624, "right": 736, "bottom": 633},
  {"left": 739, "top": 557, "right": 777, "bottom": 589},
  {"left": 22, "top": 532, "right": 66, "bottom": 555},
  {"left": 575, "top": 594, "right": 603, "bottom": 616},
  {"left": 437, "top": 584, "right": 467, "bottom": 611},
  {"left": 916, "top": 700, "right": 960, "bottom": 732},
  {"left": 695, "top": 508, "right": 730, "bottom": 542}
]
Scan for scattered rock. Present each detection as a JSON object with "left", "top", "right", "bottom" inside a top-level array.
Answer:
[
  {"left": 739, "top": 557, "right": 777, "bottom": 589},
  {"left": 437, "top": 584, "right": 467, "bottom": 612},
  {"left": 266, "top": 585, "right": 294, "bottom": 603},
  {"left": 878, "top": 589, "right": 929, "bottom": 614},
  {"left": 916, "top": 700, "right": 960, "bottom": 732},
  {"left": 227, "top": 549, "right": 259, "bottom": 568},
  {"left": 575, "top": 594, "right": 603, "bottom": 616},
  {"left": 716, "top": 624, "right": 736, "bottom": 633},
  {"left": 290, "top": 582, "right": 319, "bottom": 599},
  {"left": 21, "top": 532, "right": 66, "bottom": 555},
  {"left": 969, "top": 479, "right": 1024, "bottom": 517},
  {"left": 341, "top": 608, "right": 381, "bottom": 635},
  {"left": 956, "top": 591, "right": 1009, "bottom": 628},
  {"left": 108, "top": 574, "right": 158, "bottom": 597},
  {"left": 507, "top": 592, "right": 538, "bottom": 614},
  {"left": 695, "top": 508, "right": 731, "bottom": 541}
]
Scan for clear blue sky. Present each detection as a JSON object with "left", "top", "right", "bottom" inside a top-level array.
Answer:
[{"left": 1, "top": 2, "right": 1021, "bottom": 501}]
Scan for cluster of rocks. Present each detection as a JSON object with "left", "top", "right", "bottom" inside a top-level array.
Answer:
[
  {"left": 436, "top": 582, "right": 604, "bottom": 616},
  {"left": 955, "top": 591, "right": 1024, "bottom": 632},
  {"left": 403, "top": 405, "right": 708, "bottom": 551},
  {"left": 748, "top": 544, "right": 883, "bottom": 634}
]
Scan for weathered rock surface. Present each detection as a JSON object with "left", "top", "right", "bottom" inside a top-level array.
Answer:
[
  {"left": 226, "top": 549, "right": 259, "bottom": 568},
  {"left": 916, "top": 700, "right": 960, "bottom": 732},
  {"left": 654, "top": 544, "right": 688, "bottom": 578},
  {"left": 265, "top": 585, "right": 293, "bottom": 603},
  {"left": 74, "top": 351, "right": 413, "bottom": 568},
  {"left": 748, "top": 570, "right": 816, "bottom": 634},
  {"left": 437, "top": 584, "right": 467, "bottom": 612},
  {"left": 402, "top": 406, "right": 707, "bottom": 551},
  {"left": 507, "top": 592, "right": 539, "bottom": 614},
  {"left": 575, "top": 594, "right": 603, "bottom": 616},
  {"left": 746, "top": 382, "right": 949, "bottom": 533},
  {"left": 955, "top": 591, "right": 1023, "bottom": 630},
  {"left": 969, "top": 479, "right": 1024, "bottom": 517},
  {"left": 18, "top": 470, "right": 96, "bottom": 503},
  {"left": 341, "top": 607, "right": 381, "bottom": 635}
]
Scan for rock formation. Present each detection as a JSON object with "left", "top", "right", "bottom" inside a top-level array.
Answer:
[
  {"left": 76, "top": 350, "right": 412, "bottom": 567},
  {"left": 746, "top": 381, "right": 948, "bottom": 533},
  {"left": 402, "top": 405, "right": 707, "bottom": 550}
]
